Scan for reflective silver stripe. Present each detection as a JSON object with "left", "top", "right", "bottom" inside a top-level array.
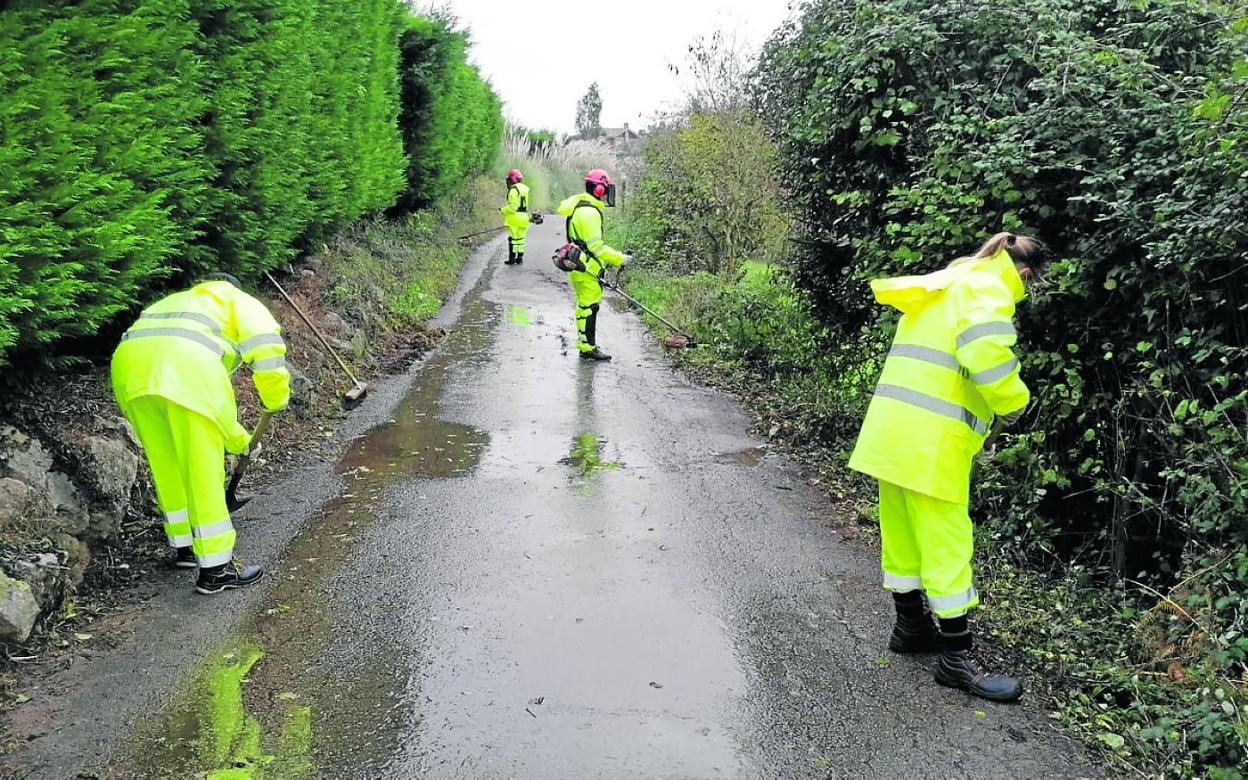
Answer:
[
  {"left": 883, "top": 572, "right": 923, "bottom": 591},
  {"left": 196, "top": 549, "right": 234, "bottom": 568},
  {"left": 888, "top": 344, "right": 961, "bottom": 372},
  {"left": 166, "top": 534, "right": 193, "bottom": 547},
  {"left": 122, "top": 328, "right": 225, "bottom": 357},
  {"left": 191, "top": 519, "right": 235, "bottom": 539},
  {"left": 163, "top": 509, "right": 189, "bottom": 523},
  {"left": 970, "top": 357, "right": 1020, "bottom": 385},
  {"left": 873, "top": 384, "right": 989, "bottom": 435},
  {"left": 928, "top": 588, "right": 979, "bottom": 613},
  {"left": 237, "top": 333, "right": 284, "bottom": 354},
  {"left": 139, "top": 311, "right": 222, "bottom": 335},
  {"left": 251, "top": 356, "right": 287, "bottom": 371},
  {"left": 956, "top": 321, "right": 1016, "bottom": 349}
]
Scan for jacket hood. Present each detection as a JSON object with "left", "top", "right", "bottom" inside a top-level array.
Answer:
[
  {"left": 870, "top": 249, "right": 1026, "bottom": 314},
  {"left": 556, "top": 192, "right": 602, "bottom": 217}
]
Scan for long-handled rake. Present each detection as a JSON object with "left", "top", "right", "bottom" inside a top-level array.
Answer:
[
  {"left": 226, "top": 411, "right": 272, "bottom": 512},
  {"left": 264, "top": 271, "right": 368, "bottom": 409}
]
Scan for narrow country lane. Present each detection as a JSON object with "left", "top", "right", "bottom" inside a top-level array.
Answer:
[{"left": 7, "top": 224, "right": 1094, "bottom": 778}]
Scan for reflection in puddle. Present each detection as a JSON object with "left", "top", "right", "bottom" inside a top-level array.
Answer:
[
  {"left": 562, "top": 432, "right": 619, "bottom": 481},
  {"left": 505, "top": 305, "right": 530, "bottom": 326},
  {"left": 120, "top": 263, "right": 500, "bottom": 777}
]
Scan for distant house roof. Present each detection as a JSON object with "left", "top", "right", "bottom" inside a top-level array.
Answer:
[{"left": 601, "top": 124, "right": 641, "bottom": 141}]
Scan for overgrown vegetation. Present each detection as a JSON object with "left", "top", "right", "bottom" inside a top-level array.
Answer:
[
  {"left": 492, "top": 130, "right": 623, "bottom": 212},
  {"left": 625, "top": 1, "right": 1248, "bottom": 773},
  {"left": 0, "top": 1, "right": 499, "bottom": 368}
]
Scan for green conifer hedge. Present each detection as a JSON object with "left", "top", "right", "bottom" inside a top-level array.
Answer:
[{"left": 0, "top": 1, "right": 499, "bottom": 366}]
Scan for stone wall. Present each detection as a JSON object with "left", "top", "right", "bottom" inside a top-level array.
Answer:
[{"left": 0, "top": 421, "right": 141, "bottom": 643}]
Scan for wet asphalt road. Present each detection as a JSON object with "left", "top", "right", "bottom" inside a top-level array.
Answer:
[{"left": 5, "top": 224, "right": 1095, "bottom": 778}]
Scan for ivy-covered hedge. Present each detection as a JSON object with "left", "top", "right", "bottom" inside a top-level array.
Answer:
[
  {"left": 0, "top": 1, "right": 498, "bottom": 367},
  {"left": 757, "top": 0, "right": 1248, "bottom": 769}
]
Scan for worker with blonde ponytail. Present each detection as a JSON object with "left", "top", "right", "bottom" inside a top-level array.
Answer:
[{"left": 849, "top": 231, "right": 1046, "bottom": 702}]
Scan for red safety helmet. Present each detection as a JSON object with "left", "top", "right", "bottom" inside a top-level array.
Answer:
[
  {"left": 584, "top": 169, "right": 612, "bottom": 199},
  {"left": 506, "top": 168, "right": 523, "bottom": 185}
]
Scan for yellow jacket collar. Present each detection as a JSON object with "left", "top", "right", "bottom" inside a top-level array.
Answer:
[
  {"left": 870, "top": 249, "right": 1026, "bottom": 312},
  {"left": 984, "top": 248, "right": 1026, "bottom": 303}
]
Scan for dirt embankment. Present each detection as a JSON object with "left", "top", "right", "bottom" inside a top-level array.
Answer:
[{"left": 0, "top": 210, "right": 496, "bottom": 709}]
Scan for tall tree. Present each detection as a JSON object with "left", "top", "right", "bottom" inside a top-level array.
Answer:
[{"left": 575, "top": 82, "right": 602, "bottom": 139}]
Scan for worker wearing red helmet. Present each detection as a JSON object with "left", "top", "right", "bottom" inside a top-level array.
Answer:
[
  {"left": 501, "top": 168, "right": 532, "bottom": 265},
  {"left": 556, "top": 169, "right": 631, "bottom": 361}
]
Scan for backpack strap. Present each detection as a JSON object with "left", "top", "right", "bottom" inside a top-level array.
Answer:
[
  {"left": 565, "top": 200, "right": 602, "bottom": 256},
  {"left": 509, "top": 184, "right": 528, "bottom": 213}
]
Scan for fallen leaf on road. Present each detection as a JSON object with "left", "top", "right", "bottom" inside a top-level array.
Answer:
[
  {"left": 874, "top": 657, "right": 890, "bottom": 667},
  {"left": 649, "top": 681, "right": 664, "bottom": 689},
  {"left": 528, "top": 696, "right": 545, "bottom": 705},
  {"left": 974, "top": 710, "right": 987, "bottom": 719}
]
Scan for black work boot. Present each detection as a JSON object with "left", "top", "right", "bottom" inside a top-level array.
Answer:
[
  {"left": 172, "top": 546, "right": 197, "bottom": 569},
  {"left": 934, "top": 616, "right": 1022, "bottom": 702},
  {"left": 195, "top": 561, "right": 264, "bottom": 595},
  {"left": 579, "top": 347, "right": 612, "bottom": 361},
  {"left": 889, "top": 591, "right": 939, "bottom": 653},
  {"left": 505, "top": 250, "right": 517, "bottom": 265},
  {"left": 516, "top": 252, "right": 525, "bottom": 264}
]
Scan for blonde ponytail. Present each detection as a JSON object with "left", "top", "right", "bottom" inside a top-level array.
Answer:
[{"left": 947, "top": 232, "right": 1042, "bottom": 269}]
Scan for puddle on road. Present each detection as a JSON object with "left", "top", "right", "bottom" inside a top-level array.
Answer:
[
  {"left": 719, "top": 447, "right": 767, "bottom": 466},
  {"left": 120, "top": 267, "right": 502, "bottom": 777}
]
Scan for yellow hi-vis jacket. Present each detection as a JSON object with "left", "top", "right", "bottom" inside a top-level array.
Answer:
[
  {"left": 557, "top": 193, "right": 625, "bottom": 306},
  {"left": 848, "top": 249, "right": 1030, "bottom": 505},
  {"left": 500, "top": 183, "right": 532, "bottom": 229},
  {"left": 110, "top": 280, "right": 291, "bottom": 455}
]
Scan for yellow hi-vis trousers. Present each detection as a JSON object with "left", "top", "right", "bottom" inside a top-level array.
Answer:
[
  {"left": 878, "top": 480, "right": 979, "bottom": 617},
  {"left": 121, "top": 395, "right": 236, "bottom": 568},
  {"left": 506, "top": 220, "right": 529, "bottom": 255}
]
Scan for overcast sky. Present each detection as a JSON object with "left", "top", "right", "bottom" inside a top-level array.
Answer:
[{"left": 439, "top": 0, "right": 796, "bottom": 134}]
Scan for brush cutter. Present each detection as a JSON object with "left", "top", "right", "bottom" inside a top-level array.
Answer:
[
  {"left": 226, "top": 411, "right": 273, "bottom": 512},
  {"left": 264, "top": 271, "right": 368, "bottom": 409},
  {"left": 552, "top": 244, "right": 696, "bottom": 348},
  {"left": 600, "top": 275, "right": 698, "bottom": 348},
  {"left": 456, "top": 225, "right": 507, "bottom": 242}
]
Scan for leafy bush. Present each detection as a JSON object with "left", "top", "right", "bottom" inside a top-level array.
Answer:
[
  {"left": 0, "top": 2, "right": 500, "bottom": 368},
  {"left": 756, "top": 0, "right": 1248, "bottom": 770},
  {"left": 630, "top": 111, "right": 790, "bottom": 276}
]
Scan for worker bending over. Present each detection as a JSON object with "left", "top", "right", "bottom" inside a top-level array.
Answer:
[
  {"left": 849, "top": 232, "right": 1046, "bottom": 702},
  {"left": 111, "top": 273, "right": 290, "bottom": 594}
]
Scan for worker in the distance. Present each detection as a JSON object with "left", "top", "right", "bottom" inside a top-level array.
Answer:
[
  {"left": 556, "top": 169, "right": 631, "bottom": 361},
  {"left": 501, "top": 168, "right": 532, "bottom": 265},
  {"left": 111, "top": 272, "right": 290, "bottom": 595},
  {"left": 848, "top": 232, "right": 1045, "bottom": 702}
]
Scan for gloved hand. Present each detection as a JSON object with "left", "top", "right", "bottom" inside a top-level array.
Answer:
[
  {"left": 999, "top": 407, "right": 1026, "bottom": 427},
  {"left": 245, "top": 440, "right": 263, "bottom": 459}
]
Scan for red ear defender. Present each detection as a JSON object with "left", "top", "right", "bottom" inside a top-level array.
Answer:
[{"left": 592, "top": 184, "right": 606, "bottom": 198}]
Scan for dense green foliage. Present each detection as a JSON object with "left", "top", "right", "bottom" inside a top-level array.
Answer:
[
  {"left": 392, "top": 17, "right": 503, "bottom": 212},
  {"left": 627, "top": 111, "right": 789, "bottom": 276},
  {"left": 750, "top": 0, "right": 1247, "bottom": 770},
  {"left": 0, "top": 1, "right": 499, "bottom": 367}
]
